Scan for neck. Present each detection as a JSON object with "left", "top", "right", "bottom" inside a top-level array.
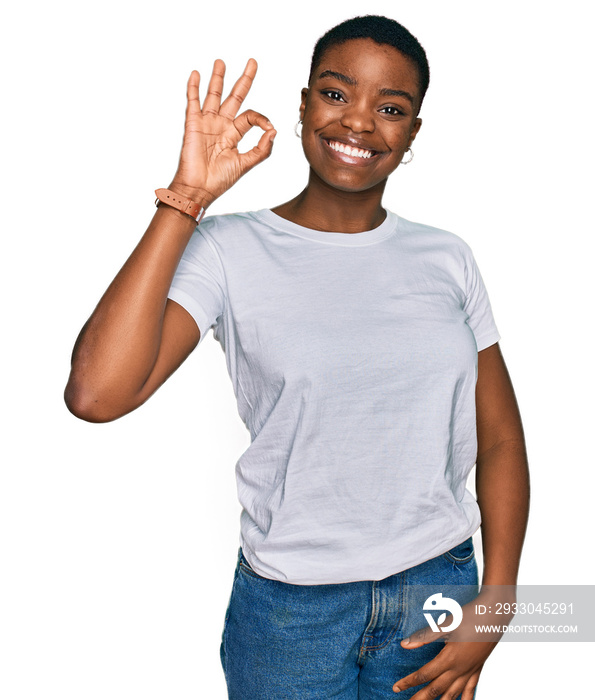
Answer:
[{"left": 272, "top": 169, "right": 388, "bottom": 233}]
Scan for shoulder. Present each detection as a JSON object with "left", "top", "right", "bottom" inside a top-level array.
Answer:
[
  {"left": 394, "top": 214, "right": 483, "bottom": 293},
  {"left": 396, "top": 214, "right": 473, "bottom": 257},
  {"left": 191, "top": 210, "right": 272, "bottom": 251}
]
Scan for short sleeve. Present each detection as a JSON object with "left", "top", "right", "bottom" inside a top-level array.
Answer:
[
  {"left": 168, "top": 223, "right": 226, "bottom": 346},
  {"left": 462, "top": 247, "right": 501, "bottom": 352}
]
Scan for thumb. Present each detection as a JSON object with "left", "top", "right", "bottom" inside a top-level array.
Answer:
[
  {"left": 239, "top": 127, "right": 277, "bottom": 173},
  {"left": 401, "top": 624, "right": 444, "bottom": 648}
]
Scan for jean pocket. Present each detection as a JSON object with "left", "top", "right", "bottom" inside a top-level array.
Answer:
[
  {"left": 238, "top": 549, "right": 271, "bottom": 581},
  {"left": 441, "top": 537, "right": 475, "bottom": 564}
]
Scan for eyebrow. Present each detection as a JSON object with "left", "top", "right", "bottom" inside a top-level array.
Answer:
[
  {"left": 318, "top": 70, "right": 356, "bottom": 86},
  {"left": 379, "top": 87, "right": 414, "bottom": 103},
  {"left": 317, "top": 70, "right": 414, "bottom": 104}
]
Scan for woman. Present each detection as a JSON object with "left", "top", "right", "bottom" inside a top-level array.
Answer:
[{"left": 65, "top": 15, "right": 529, "bottom": 700}]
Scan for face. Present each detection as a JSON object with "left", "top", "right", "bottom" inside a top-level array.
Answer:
[{"left": 300, "top": 38, "right": 423, "bottom": 194}]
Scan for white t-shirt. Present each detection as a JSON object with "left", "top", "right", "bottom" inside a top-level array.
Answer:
[{"left": 168, "top": 209, "right": 500, "bottom": 585}]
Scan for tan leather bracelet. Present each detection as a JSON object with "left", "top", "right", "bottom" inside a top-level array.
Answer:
[{"left": 155, "top": 188, "right": 205, "bottom": 223}]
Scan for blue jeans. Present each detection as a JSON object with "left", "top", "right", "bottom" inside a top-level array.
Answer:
[{"left": 220, "top": 538, "right": 479, "bottom": 699}]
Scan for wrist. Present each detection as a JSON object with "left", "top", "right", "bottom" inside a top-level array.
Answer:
[
  {"left": 481, "top": 562, "right": 521, "bottom": 587},
  {"left": 168, "top": 180, "right": 214, "bottom": 210},
  {"left": 155, "top": 186, "right": 207, "bottom": 223}
]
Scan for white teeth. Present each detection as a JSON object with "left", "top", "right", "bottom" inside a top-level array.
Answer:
[{"left": 328, "top": 140, "right": 373, "bottom": 159}]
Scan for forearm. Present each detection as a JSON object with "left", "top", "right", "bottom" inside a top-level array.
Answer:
[
  {"left": 475, "top": 439, "right": 530, "bottom": 586},
  {"left": 65, "top": 199, "right": 204, "bottom": 419}
]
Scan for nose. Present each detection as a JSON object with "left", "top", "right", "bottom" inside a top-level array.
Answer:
[{"left": 340, "top": 100, "right": 375, "bottom": 133}]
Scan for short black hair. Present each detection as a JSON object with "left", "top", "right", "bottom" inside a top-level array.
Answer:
[{"left": 309, "top": 15, "right": 430, "bottom": 110}]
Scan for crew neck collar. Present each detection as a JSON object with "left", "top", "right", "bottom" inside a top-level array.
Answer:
[{"left": 253, "top": 209, "right": 399, "bottom": 247}]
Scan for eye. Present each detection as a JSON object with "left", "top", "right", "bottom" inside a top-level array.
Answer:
[
  {"left": 321, "top": 89, "right": 345, "bottom": 102},
  {"left": 379, "top": 105, "right": 403, "bottom": 117}
]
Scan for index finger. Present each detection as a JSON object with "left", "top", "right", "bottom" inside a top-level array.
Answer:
[{"left": 219, "top": 58, "right": 258, "bottom": 119}]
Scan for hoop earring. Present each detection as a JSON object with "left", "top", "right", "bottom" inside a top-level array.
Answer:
[
  {"left": 294, "top": 120, "right": 303, "bottom": 138},
  {"left": 401, "top": 147, "right": 414, "bottom": 165}
]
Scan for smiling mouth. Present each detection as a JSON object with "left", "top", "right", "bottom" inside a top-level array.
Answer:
[{"left": 324, "top": 139, "right": 379, "bottom": 160}]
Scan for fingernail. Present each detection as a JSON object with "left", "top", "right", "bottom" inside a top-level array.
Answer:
[
  {"left": 402, "top": 637, "right": 410, "bottom": 644},
  {"left": 393, "top": 687, "right": 401, "bottom": 693}
]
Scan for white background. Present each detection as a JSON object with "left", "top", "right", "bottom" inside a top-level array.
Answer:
[{"left": 1, "top": 0, "right": 593, "bottom": 698}]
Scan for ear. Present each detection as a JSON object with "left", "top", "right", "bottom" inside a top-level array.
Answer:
[
  {"left": 299, "top": 88, "right": 308, "bottom": 121},
  {"left": 408, "top": 117, "right": 422, "bottom": 147}
]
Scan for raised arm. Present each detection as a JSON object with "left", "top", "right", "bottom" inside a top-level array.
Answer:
[{"left": 64, "top": 59, "right": 276, "bottom": 423}]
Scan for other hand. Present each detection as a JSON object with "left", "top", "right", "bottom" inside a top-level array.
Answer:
[{"left": 393, "top": 589, "right": 515, "bottom": 698}]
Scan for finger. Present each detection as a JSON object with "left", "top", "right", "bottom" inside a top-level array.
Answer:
[
  {"left": 238, "top": 127, "right": 277, "bottom": 173},
  {"left": 202, "top": 59, "right": 226, "bottom": 114},
  {"left": 185, "top": 70, "right": 201, "bottom": 123},
  {"left": 401, "top": 625, "right": 444, "bottom": 648},
  {"left": 234, "top": 109, "right": 274, "bottom": 139},
  {"left": 233, "top": 110, "right": 276, "bottom": 171},
  {"left": 392, "top": 657, "right": 446, "bottom": 693},
  {"left": 460, "top": 671, "right": 481, "bottom": 700},
  {"left": 219, "top": 58, "right": 258, "bottom": 119},
  {"left": 424, "top": 677, "right": 468, "bottom": 700},
  {"left": 397, "top": 672, "right": 460, "bottom": 700}
]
